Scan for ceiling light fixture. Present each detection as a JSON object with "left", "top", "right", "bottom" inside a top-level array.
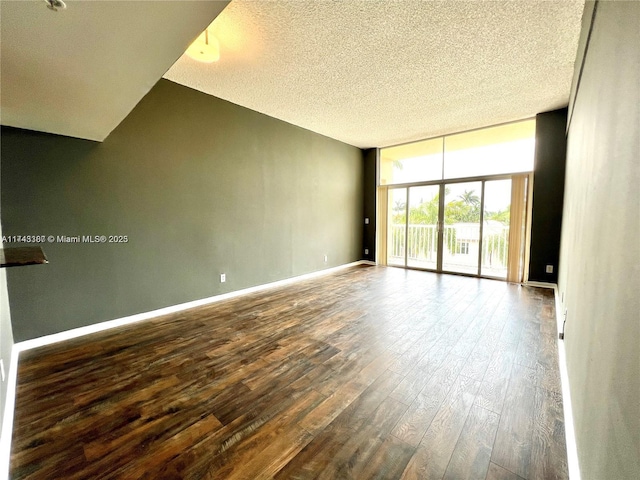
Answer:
[
  {"left": 186, "top": 29, "right": 220, "bottom": 63},
  {"left": 44, "top": 0, "right": 66, "bottom": 12}
]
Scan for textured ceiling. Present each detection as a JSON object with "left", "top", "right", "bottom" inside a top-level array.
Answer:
[
  {"left": 165, "top": 0, "right": 585, "bottom": 148},
  {"left": 0, "top": 1, "right": 229, "bottom": 141}
]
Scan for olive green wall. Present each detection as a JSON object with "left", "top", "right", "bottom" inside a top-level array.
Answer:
[
  {"left": 1, "top": 79, "right": 364, "bottom": 342},
  {"left": 558, "top": 1, "right": 639, "bottom": 479}
]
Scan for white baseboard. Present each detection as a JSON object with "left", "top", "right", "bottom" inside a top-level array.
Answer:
[
  {"left": 0, "top": 260, "right": 370, "bottom": 480},
  {"left": 15, "top": 260, "right": 369, "bottom": 353},
  {"left": 552, "top": 285, "right": 581, "bottom": 480},
  {"left": 0, "top": 346, "right": 19, "bottom": 480},
  {"left": 519, "top": 280, "right": 581, "bottom": 478},
  {"left": 524, "top": 280, "right": 557, "bottom": 289}
]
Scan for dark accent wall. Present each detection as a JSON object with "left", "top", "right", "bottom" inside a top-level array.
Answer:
[
  {"left": 362, "top": 148, "right": 377, "bottom": 262},
  {"left": 1, "top": 79, "right": 364, "bottom": 342},
  {"left": 528, "top": 108, "right": 568, "bottom": 283},
  {"left": 558, "top": 1, "right": 639, "bottom": 479}
]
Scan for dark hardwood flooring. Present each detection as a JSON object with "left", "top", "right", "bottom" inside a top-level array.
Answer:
[{"left": 10, "top": 265, "right": 568, "bottom": 479}]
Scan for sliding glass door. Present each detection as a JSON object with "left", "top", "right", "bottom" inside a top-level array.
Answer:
[{"left": 384, "top": 176, "right": 526, "bottom": 281}]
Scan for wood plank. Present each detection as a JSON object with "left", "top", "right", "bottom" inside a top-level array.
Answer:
[
  {"left": 529, "top": 387, "right": 569, "bottom": 480},
  {"left": 400, "top": 374, "right": 480, "bottom": 479},
  {"left": 184, "top": 388, "right": 325, "bottom": 479},
  {"left": 390, "top": 353, "right": 466, "bottom": 446},
  {"left": 535, "top": 333, "right": 562, "bottom": 393},
  {"left": 490, "top": 355, "right": 537, "bottom": 479},
  {"left": 442, "top": 405, "right": 500, "bottom": 480},
  {"left": 297, "top": 375, "right": 374, "bottom": 435},
  {"left": 285, "top": 395, "right": 408, "bottom": 480},
  {"left": 357, "top": 435, "right": 415, "bottom": 480},
  {"left": 389, "top": 341, "right": 450, "bottom": 404},
  {"left": 107, "top": 414, "right": 223, "bottom": 479},
  {"left": 485, "top": 462, "right": 526, "bottom": 480},
  {"left": 323, "top": 396, "right": 408, "bottom": 479},
  {"left": 474, "top": 343, "right": 516, "bottom": 414},
  {"left": 223, "top": 425, "right": 313, "bottom": 480}
]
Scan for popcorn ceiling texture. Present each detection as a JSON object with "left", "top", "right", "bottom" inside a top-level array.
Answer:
[{"left": 164, "top": 0, "right": 585, "bottom": 148}]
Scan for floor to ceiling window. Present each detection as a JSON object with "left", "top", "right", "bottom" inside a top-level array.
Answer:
[{"left": 377, "top": 120, "right": 535, "bottom": 282}]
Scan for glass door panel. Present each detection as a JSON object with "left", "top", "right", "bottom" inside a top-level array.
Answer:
[
  {"left": 481, "top": 179, "right": 512, "bottom": 278},
  {"left": 387, "top": 188, "right": 407, "bottom": 266},
  {"left": 407, "top": 185, "right": 440, "bottom": 270},
  {"left": 442, "top": 181, "right": 482, "bottom": 275}
]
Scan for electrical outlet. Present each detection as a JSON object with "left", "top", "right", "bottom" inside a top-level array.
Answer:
[
  {"left": 364, "top": 218, "right": 369, "bottom": 224},
  {"left": 546, "top": 265, "right": 553, "bottom": 274},
  {"left": 364, "top": 248, "right": 369, "bottom": 255},
  {"left": 324, "top": 255, "right": 328, "bottom": 263},
  {"left": 220, "top": 273, "right": 226, "bottom": 283}
]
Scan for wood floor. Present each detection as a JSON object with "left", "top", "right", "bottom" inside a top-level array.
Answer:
[{"left": 10, "top": 265, "right": 568, "bottom": 479}]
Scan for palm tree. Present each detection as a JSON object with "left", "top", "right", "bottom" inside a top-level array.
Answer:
[
  {"left": 458, "top": 190, "right": 480, "bottom": 207},
  {"left": 393, "top": 200, "right": 406, "bottom": 215}
]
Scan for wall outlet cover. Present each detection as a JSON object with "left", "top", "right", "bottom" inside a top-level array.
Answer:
[
  {"left": 220, "top": 273, "right": 226, "bottom": 283},
  {"left": 546, "top": 265, "right": 554, "bottom": 273}
]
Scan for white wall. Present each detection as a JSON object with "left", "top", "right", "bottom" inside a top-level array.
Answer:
[
  {"left": 558, "top": 2, "right": 640, "bottom": 479},
  {"left": 0, "top": 218, "right": 16, "bottom": 479},
  {"left": 0, "top": 268, "right": 13, "bottom": 433}
]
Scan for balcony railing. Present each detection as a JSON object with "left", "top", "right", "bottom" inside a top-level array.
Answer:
[{"left": 388, "top": 223, "right": 510, "bottom": 275}]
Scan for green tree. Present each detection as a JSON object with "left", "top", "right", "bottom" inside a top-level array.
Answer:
[
  {"left": 408, "top": 194, "right": 439, "bottom": 225},
  {"left": 443, "top": 189, "right": 481, "bottom": 254},
  {"left": 458, "top": 190, "right": 480, "bottom": 208},
  {"left": 448, "top": 189, "right": 480, "bottom": 222},
  {"left": 392, "top": 200, "right": 406, "bottom": 224},
  {"left": 486, "top": 205, "right": 510, "bottom": 225}
]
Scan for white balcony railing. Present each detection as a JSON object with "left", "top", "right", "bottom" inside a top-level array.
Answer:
[{"left": 388, "top": 223, "right": 510, "bottom": 275}]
